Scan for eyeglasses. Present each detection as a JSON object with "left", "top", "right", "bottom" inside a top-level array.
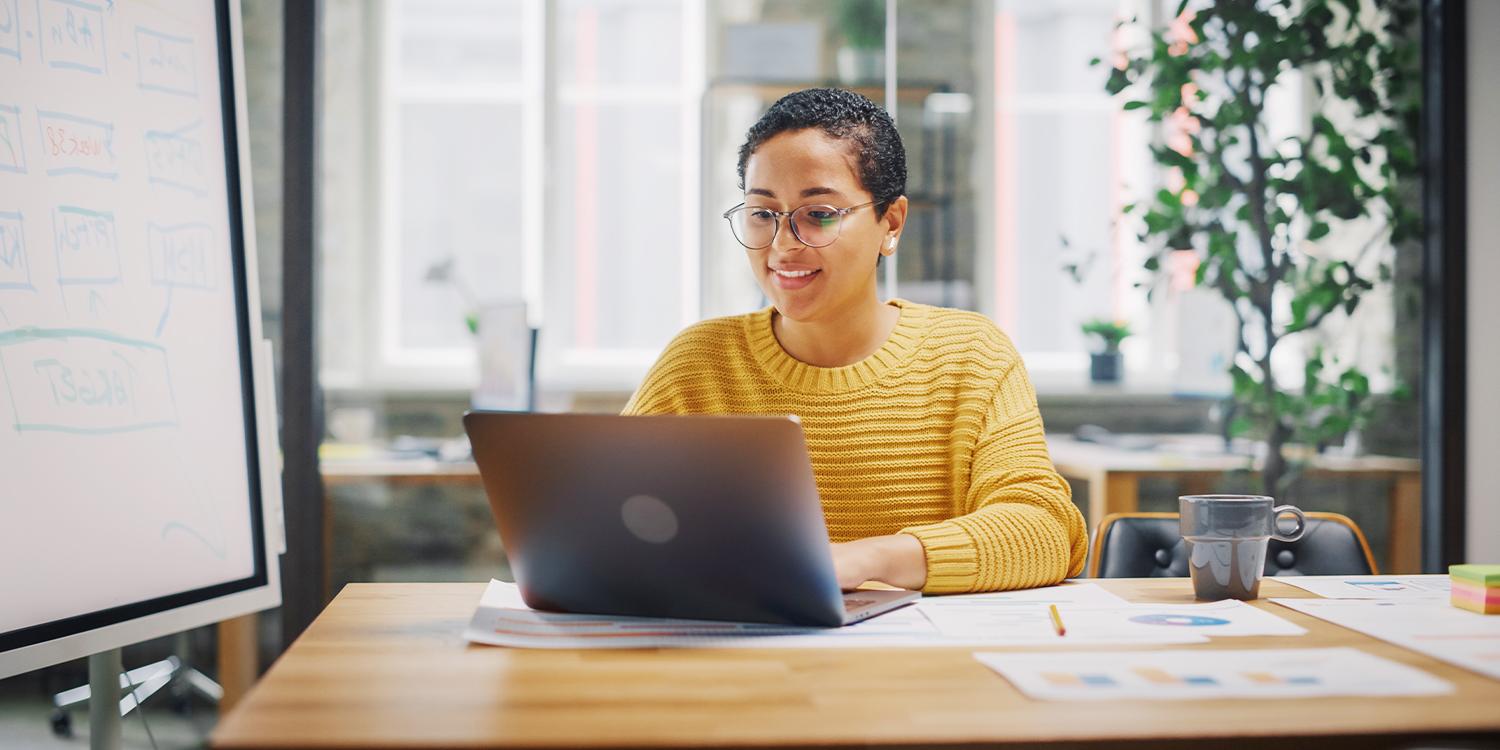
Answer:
[{"left": 722, "top": 201, "right": 876, "bottom": 250}]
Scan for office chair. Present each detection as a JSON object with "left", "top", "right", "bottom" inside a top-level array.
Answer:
[{"left": 1087, "top": 511, "right": 1378, "bottom": 578}]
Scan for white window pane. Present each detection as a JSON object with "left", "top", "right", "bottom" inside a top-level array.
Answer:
[
  {"left": 1007, "top": 110, "right": 1114, "bottom": 355},
  {"left": 397, "top": 0, "right": 524, "bottom": 88},
  {"left": 549, "top": 103, "right": 681, "bottom": 351},
  {"left": 998, "top": 0, "right": 1117, "bottom": 97},
  {"left": 558, "top": 0, "right": 682, "bottom": 87},
  {"left": 399, "top": 101, "right": 525, "bottom": 351}
]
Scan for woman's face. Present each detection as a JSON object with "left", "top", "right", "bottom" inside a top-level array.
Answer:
[{"left": 741, "top": 128, "right": 899, "bottom": 324}]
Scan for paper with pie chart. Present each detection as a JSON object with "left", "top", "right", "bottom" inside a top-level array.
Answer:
[
  {"left": 915, "top": 584, "right": 1211, "bottom": 644},
  {"left": 1030, "top": 599, "right": 1309, "bottom": 639}
]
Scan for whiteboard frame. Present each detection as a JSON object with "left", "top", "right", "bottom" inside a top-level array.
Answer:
[{"left": 0, "top": 0, "right": 284, "bottom": 680}]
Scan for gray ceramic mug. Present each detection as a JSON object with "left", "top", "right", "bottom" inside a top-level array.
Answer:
[{"left": 1179, "top": 495, "right": 1306, "bottom": 600}]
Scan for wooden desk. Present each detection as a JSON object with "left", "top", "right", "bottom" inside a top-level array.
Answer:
[
  {"left": 212, "top": 579, "right": 1500, "bottom": 749},
  {"left": 1047, "top": 434, "right": 1423, "bottom": 572},
  {"left": 320, "top": 457, "right": 481, "bottom": 486}
]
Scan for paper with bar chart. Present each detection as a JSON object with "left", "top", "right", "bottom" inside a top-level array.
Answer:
[
  {"left": 1275, "top": 575, "right": 1451, "bottom": 600},
  {"left": 975, "top": 648, "right": 1452, "bottom": 701}
]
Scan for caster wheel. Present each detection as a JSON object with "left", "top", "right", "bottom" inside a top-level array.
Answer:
[{"left": 50, "top": 708, "right": 73, "bottom": 738}]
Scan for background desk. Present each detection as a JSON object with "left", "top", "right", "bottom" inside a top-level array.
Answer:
[
  {"left": 212, "top": 579, "right": 1500, "bottom": 749},
  {"left": 1048, "top": 434, "right": 1423, "bottom": 572},
  {"left": 321, "top": 458, "right": 482, "bottom": 485}
]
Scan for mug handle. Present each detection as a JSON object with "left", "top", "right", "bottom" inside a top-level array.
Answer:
[{"left": 1272, "top": 505, "right": 1307, "bottom": 542}]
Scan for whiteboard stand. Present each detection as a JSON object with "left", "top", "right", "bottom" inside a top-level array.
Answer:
[
  {"left": 52, "top": 632, "right": 221, "bottom": 741},
  {"left": 87, "top": 649, "right": 123, "bottom": 750}
]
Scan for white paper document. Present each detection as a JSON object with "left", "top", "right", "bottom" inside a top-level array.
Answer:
[
  {"left": 913, "top": 583, "right": 1209, "bottom": 644},
  {"left": 464, "top": 580, "right": 843, "bottom": 648},
  {"left": 1275, "top": 575, "right": 1452, "bottom": 600},
  {"left": 916, "top": 595, "right": 1303, "bottom": 642},
  {"left": 975, "top": 647, "right": 1452, "bottom": 701},
  {"left": 463, "top": 580, "right": 1211, "bottom": 649},
  {"left": 1272, "top": 598, "right": 1500, "bottom": 681},
  {"left": 1048, "top": 599, "right": 1308, "bottom": 638}
]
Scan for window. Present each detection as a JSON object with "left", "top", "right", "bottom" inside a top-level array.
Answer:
[
  {"left": 320, "top": 0, "right": 702, "bottom": 392},
  {"left": 990, "top": 0, "right": 1156, "bottom": 375},
  {"left": 543, "top": 0, "right": 704, "bottom": 391},
  {"left": 379, "top": 0, "right": 531, "bottom": 384}
]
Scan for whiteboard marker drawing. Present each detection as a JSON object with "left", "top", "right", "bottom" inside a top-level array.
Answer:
[{"left": 38, "top": 0, "right": 109, "bottom": 75}]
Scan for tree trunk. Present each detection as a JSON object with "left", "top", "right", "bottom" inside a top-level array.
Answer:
[{"left": 1262, "top": 419, "right": 1293, "bottom": 500}]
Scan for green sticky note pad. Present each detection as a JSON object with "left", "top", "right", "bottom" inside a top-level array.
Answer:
[{"left": 1449, "top": 564, "right": 1500, "bottom": 586}]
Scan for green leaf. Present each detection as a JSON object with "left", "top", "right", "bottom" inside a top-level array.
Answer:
[
  {"left": 1123, "top": 100, "right": 1149, "bottom": 111},
  {"left": 1339, "top": 369, "right": 1371, "bottom": 398}
]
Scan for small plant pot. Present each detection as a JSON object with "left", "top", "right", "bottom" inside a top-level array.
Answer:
[
  {"left": 836, "top": 47, "right": 884, "bottom": 84},
  {"left": 1090, "top": 351, "right": 1122, "bottom": 383}
]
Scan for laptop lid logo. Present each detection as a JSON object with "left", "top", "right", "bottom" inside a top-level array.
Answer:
[{"left": 621, "top": 494, "right": 679, "bottom": 544}]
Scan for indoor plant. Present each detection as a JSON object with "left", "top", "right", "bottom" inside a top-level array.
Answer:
[
  {"left": 1098, "top": 0, "right": 1420, "bottom": 495},
  {"left": 835, "top": 0, "right": 884, "bottom": 84},
  {"left": 1081, "top": 318, "right": 1132, "bottom": 383}
]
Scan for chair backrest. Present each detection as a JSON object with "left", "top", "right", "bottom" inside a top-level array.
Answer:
[{"left": 1088, "top": 511, "right": 1378, "bottom": 578}]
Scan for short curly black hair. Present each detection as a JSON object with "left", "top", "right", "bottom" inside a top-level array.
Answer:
[{"left": 736, "top": 88, "right": 907, "bottom": 218}]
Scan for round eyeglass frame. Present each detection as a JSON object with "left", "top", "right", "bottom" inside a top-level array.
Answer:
[{"left": 721, "top": 201, "right": 876, "bottom": 249}]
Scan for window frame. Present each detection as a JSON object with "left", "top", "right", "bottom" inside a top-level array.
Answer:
[{"left": 347, "top": 0, "right": 703, "bottom": 393}]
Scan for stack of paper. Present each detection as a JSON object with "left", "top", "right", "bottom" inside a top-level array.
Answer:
[
  {"left": 463, "top": 580, "right": 1309, "bottom": 650},
  {"left": 1450, "top": 565, "right": 1500, "bottom": 614}
]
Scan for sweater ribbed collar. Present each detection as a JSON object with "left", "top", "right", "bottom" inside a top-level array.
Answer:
[{"left": 744, "top": 298, "right": 928, "bottom": 394}]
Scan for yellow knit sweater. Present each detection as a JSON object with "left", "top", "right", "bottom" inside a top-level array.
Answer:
[{"left": 623, "top": 299, "right": 1087, "bottom": 594}]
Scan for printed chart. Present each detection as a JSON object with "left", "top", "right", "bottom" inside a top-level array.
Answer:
[
  {"left": 1275, "top": 575, "right": 1451, "bottom": 600},
  {"left": 976, "top": 648, "right": 1452, "bottom": 701},
  {"left": 1273, "top": 598, "right": 1500, "bottom": 680}
]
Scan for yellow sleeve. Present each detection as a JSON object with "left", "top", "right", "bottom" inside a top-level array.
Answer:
[
  {"left": 622, "top": 352, "right": 680, "bottom": 416},
  {"left": 899, "top": 361, "right": 1088, "bottom": 593},
  {"left": 622, "top": 328, "right": 700, "bottom": 416}
]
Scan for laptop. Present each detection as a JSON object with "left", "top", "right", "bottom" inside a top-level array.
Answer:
[{"left": 462, "top": 411, "right": 918, "bottom": 627}]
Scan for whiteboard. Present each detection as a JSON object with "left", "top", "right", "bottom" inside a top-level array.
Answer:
[{"left": 0, "top": 0, "right": 282, "bottom": 677}]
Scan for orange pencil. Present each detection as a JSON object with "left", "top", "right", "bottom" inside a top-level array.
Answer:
[{"left": 1049, "top": 604, "right": 1066, "bottom": 636}]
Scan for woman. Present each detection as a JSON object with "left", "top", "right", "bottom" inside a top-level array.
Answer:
[{"left": 625, "top": 88, "right": 1086, "bottom": 594}]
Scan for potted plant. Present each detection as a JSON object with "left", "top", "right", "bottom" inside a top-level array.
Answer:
[
  {"left": 1081, "top": 319, "right": 1131, "bottom": 383},
  {"left": 426, "top": 257, "right": 535, "bottom": 411},
  {"left": 1097, "top": 0, "right": 1420, "bottom": 495},
  {"left": 835, "top": 0, "right": 884, "bottom": 84}
]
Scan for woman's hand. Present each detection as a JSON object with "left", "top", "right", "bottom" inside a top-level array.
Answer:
[{"left": 830, "top": 534, "right": 928, "bottom": 591}]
